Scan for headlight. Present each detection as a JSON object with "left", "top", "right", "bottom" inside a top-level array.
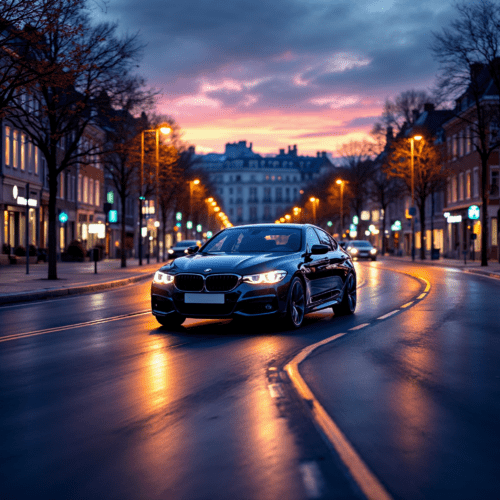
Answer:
[
  {"left": 370, "top": 248, "right": 377, "bottom": 254},
  {"left": 168, "top": 249, "right": 174, "bottom": 254},
  {"left": 153, "top": 271, "right": 175, "bottom": 284},
  {"left": 242, "top": 270, "right": 287, "bottom": 284},
  {"left": 350, "top": 248, "right": 358, "bottom": 254}
]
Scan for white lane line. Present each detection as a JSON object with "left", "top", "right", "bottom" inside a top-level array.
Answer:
[
  {"left": 285, "top": 334, "right": 393, "bottom": 500},
  {"left": 377, "top": 310, "right": 398, "bottom": 320},
  {"left": 349, "top": 323, "right": 370, "bottom": 331},
  {"left": 299, "top": 461, "right": 324, "bottom": 498},
  {"left": 401, "top": 301, "right": 414, "bottom": 308},
  {"left": 268, "top": 383, "right": 285, "bottom": 399},
  {"left": 0, "top": 310, "right": 150, "bottom": 343},
  {"left": 417, "top": 293, "right": 426, "bottom": 299}
]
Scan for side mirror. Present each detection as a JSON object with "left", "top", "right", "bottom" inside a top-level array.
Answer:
[
  {"left": 186, "top": 245, "right": 199, "bottom": 255},
  {"left": 310, "top": 244, "right": 329, "bottom": 255}
]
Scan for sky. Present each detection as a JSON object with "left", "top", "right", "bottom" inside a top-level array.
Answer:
[{"left": 92, "top": 0, "right": 457, "bottom": 156}]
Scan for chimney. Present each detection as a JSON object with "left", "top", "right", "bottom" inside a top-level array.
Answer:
[
  {"left": 317, "top": 152, "right": 320, "bottom": 157},
  {"left": 424, "top": 103, "right": 434, "bottom": 113},
  {"left": 293, "top": 145, "right": 297, "bottom": 156},
  {"left": 279, "top": 149, "right": 285, "bottom": 155},
  {"left": 249, "top": 142, "right": 253, "bottom": 150},
  {"left": 321, "top": 151, "right": 326, "bottom": 158}
]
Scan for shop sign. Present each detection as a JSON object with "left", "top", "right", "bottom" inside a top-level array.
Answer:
[
  {"left": 391, "top": 220, "right": 402, "bottom": 231},
  {"left": 88, "top": 223, "right": 105, "bottom": 238},
  {"left": 468, "top": 205, "right": 480, "bottom": 220},
  {"left": 13, "top": 185, "right": 37, "bottom": 207},
  {"left": 447, "top": 215, "right": 462, "bottom": 223}
]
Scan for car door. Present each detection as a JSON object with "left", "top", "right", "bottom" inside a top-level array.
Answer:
[{"left": 301, "top": 227, "right": 332, "bottom": 303}]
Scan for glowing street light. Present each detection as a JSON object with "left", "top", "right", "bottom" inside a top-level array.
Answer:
[
  {"left": 336, "top": 179, "right": 345, "bottom": 235},
  {"left": 309, "top": 197, "right": 319, "bottom": 224}
]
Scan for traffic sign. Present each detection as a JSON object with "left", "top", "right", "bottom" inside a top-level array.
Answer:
[{"left": 468, "top": 205, "right": 480, "bottom": 220}]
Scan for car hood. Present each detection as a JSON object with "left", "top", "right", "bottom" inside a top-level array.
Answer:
[{"left": 161, "top": 252, "right": 298, "bottom": 275}]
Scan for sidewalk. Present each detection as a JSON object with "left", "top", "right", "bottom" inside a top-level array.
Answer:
[
  {"left": 0, "top": 258, "right": 162, "bottom": 305},
  {"left": 382, "top": 254, "right": 500, "bottom": 279}
]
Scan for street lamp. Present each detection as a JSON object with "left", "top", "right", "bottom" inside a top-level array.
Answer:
[
  {"left": 336, "top": 179, "right": 345, "bottom": 236},
  {"left": 188, "top": 179, "right": 200, "bottom": 238},
  {"left": 139, "top": 125, "right": 171, "bottom": 265},
  {"left": 309, "top": 197, "right": 319, "bottom": 224},
  {"left": 409, "top": 135, "right": 422, "bottom": 261}
]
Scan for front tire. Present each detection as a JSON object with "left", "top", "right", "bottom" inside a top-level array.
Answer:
[
  {"left": 155, "top": 313, "right": 186, "bottom": 328},
  {"left": 333, "top": 274, "right": 356, "bottom": 316},
  {"left": 285, "top": 277, "right": 306, "bottom": 329}
]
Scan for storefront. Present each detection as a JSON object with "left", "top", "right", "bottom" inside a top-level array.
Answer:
[{"left": 2, "top": 183, "right": 40, "bottom": 254}]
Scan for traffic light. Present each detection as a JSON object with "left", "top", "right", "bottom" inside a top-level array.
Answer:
[{"left": 176, "top": 212, "right": 182, "bottom": 221}]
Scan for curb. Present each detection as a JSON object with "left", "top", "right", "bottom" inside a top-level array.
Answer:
[{"left": 0, "top": 272, "right": 154, "bottom": 306}]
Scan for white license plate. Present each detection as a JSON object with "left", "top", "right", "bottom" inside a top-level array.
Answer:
[{"left": 184, "top": 293, "right": 225, "bottom": 304}]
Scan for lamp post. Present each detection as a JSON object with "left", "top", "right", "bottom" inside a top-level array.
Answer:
[
  {"left": 410, "top": 135, "right": 422, "bottom": 261},
  {"left": 309, "top": 197, "right": 318, "bottom": 224},
  {"left": 188, "top": 179, "right": 200, "bottom": 238},
  {"left": 139, "top": 126, "right": 171, "bottom": 265},
  {"left": 336, "top": 179, "right": 345, "bottom": 236}
]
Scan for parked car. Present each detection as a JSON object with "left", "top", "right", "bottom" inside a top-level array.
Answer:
[
  {"left": 151, "top": 224, "right": 356, "bottom": 329},
  {"left": 168, "top": 240, "right": 203, "bottom": 259},
  {"left": 346, "top": 240, "right": 377, "bottom": 261}
]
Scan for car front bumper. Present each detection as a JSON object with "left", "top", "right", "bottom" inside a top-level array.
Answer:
[{"left": 151, "top": 280, "right": 291, "bottom": 319}]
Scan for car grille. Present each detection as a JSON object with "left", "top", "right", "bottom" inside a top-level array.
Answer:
[
  {"left": 206, "top": 275, "right": 240, "bottom": 292},
  {"left": 174, "top": 274, "right": 240, "bottom": 292},
  {"left": 175, "top": 274, "right": 204, "bottom": 291}
]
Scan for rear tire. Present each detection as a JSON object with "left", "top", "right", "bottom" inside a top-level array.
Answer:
[
  {"left": 285, "top": 277, "right": 306, "bottom": 329},
  {"left": 333, "top": 274, "right": 356, "bottom": 316},
  {"left": 155, "top": 313, "right": 186, "bottom": 328}
]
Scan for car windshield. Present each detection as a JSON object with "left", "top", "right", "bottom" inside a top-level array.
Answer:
[
  {"left": 202, "top": 227, "right": 302, "bottom": 253},
  {"left": 349, "top": 241, "right": 372, "bottom": 248}
]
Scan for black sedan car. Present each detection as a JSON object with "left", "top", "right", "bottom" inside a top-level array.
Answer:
[{"left": 151, "top": 224, "right": 356, "bottom": 329}]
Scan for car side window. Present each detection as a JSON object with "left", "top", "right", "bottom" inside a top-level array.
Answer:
[
  {"left": 306, "top": 228, "right": 321, "bottom": 252},
  {"left": 314, "top": 228, "right": 335, "bottom": 250}
]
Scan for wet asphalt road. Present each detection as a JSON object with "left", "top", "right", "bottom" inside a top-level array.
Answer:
[{"left": 0, "top": 260, "right": 498, "bottom": 499}]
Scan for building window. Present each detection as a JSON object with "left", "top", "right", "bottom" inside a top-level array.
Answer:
[
  {"left": 466, "top": 127, "right": 471, "bottom": 154},
  {"left": 466, "top": 170, "right": 471, "bottom": 199},
  {"left": 4, "top": 126, "right": 10, "bottom": 166},
  {"left": 20, "top": 134, "right": 26, "bottom": 171},
  {"left": 458, "top": 173, "right": 464, "bottom": 200},
  {"left": 264, "top": 187, "right": 271, "bottom": 202},
  {"left": 95, "top": 180, "right": 100, "bottom": 205},
  {"left": 13, "top": 131, "right": 18, "bottom": 168},
  {"left": 451, "top": 176, "right": 457, "bottom": 202},
  {"left": 452, "top": 134, "right": 457, "bottom": 158},
  {"left": 59, "top": 172, "right": 65, "bottom": 199},
  {"left": 275, "top": 187, "right": 283, "bottom": 202},
  {"left": 83, "top": 176, "right": 88, "bottom": 203},
  {"left": 264, "top": 205, "right": 271, "bottom": 220},
  {"left": 249, "top": 206, "right": 257, "bottom": 221}
]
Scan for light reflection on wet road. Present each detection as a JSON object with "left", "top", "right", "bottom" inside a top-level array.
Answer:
[{"left": 0, "top": 261, "right": 498, "bottom": 499}]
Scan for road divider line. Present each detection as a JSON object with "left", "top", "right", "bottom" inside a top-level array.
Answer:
[
  {"left": 349, "top": 323, "right": 370, "bottom": 331},
  {"left": 377, "top": 310, "right": 398, "bottom": 320},
  {"left": 401, "top": 301, "right": 414, "bottom": 308},
  {"left": 0, "top": 310, "right": 150, "bottom": 343},
  {"left": 285, "top": 333, "right": 393, "bottom": 500},
  {"left": 417, "top": 293, "right": 426, "bottom": 299}
]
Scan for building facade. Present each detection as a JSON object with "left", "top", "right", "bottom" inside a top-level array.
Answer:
[{"left": 197, "top": 141, "right": 335, "bottom": 225}]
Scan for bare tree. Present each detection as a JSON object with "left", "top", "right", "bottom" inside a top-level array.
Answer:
[
  {"left": 0, "top": 0, "right": 69, "bottom": 117},
  {"left": 7, "top": 0, "right": 145, "bottom": 279},
  {"left": 385, "top": 133, "right": 447, "bottom": 259},
  {"left": 336, "top": 140, "right": 376, "bottom": 232},
  {"left": 431, "top": 0, "right": 500, "bottom": 266}
]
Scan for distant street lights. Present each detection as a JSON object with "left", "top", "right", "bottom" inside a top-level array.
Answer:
[
  {"left": 409, "top": 135, "right": 422, "bottom": 261},
  {"left": 188, "top": 179, "right": 200, "bottom": 238}
]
